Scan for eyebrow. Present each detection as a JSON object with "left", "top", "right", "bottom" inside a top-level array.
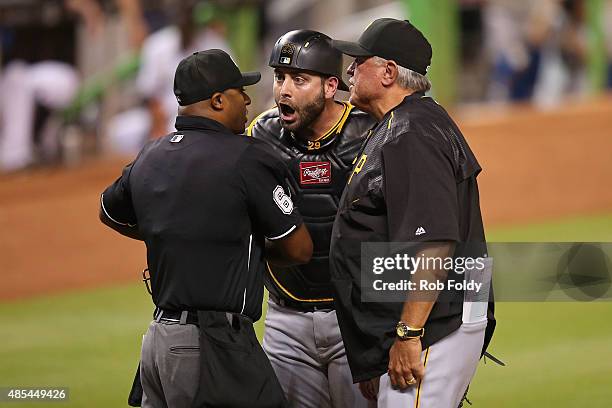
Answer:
[{"left": 274, "top": 69, "right": 310, "bottom": 78}]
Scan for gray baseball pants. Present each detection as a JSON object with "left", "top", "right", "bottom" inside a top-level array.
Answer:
[
  {"left": 377, "top": 319, "right": 487, "bottom": 408},
  {"left": 140, "top": 320, "right": 200, "bottom": 408},
  {"left": 263, "top": 297, "right": 374, "bottom": 408}
]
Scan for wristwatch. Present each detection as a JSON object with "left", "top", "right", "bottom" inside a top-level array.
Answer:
[{"left": 396, "top": 321, "right": 425, "bottom": 340}]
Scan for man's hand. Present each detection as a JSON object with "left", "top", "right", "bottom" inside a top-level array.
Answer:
[
  {"left": 358, "top": 376, "right": 380, "bottom": 401},
  {"left": 387, "top": 338, "right": 425, "bottom": 389}
]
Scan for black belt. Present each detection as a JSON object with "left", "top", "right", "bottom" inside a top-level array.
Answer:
[
  {"left": 154, "top": 308, "right": 200, "bottom": 325},
  {"left": 269, "top": 293, "right": 334, "bottom": 312},
  {"left": 153, "top": 308, "right": 253, "bottom": 326}
]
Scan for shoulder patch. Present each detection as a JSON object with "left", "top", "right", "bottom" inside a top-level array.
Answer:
[
  {"left": 170, "top": 134, "right": 183, "bottom": 143},
  {"left": 273, "top": 185, "right": 294, "bottom": 214}
]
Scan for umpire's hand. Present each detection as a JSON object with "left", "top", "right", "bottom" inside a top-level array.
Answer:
[{"left": 388, "top": 337, "right": 425, "bottom": 389}]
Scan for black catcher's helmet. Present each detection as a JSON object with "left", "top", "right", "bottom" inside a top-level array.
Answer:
[{"left": 269, "top": 30, "right": 349, "bottom": 91}]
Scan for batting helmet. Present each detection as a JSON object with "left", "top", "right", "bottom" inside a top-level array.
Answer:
[{"left": 268, "top": 30, "right": 349, "bottom": 91}]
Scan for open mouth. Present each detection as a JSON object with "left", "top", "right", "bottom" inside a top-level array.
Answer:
[{"left": 279, "top": 103, "right": 297, "bottom": 122}]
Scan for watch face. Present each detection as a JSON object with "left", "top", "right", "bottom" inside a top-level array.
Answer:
[{"left": 396, "top": 325, "right": 405, "bottom": 337}]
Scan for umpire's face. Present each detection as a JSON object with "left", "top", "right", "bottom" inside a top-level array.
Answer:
[
  {"left": 273, "top": 68, "right": 328, "bottom": 133},
  {"left": 222, "top": 87, "right": 252, "bottom": 134}
]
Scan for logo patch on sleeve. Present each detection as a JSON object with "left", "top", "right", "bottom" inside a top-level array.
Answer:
[
  {"left": 273, "top": 185, "right": 294, "bottom": 214},
  {"left": 170, "top": 134, "right": 184, "bottom": 143},
  {"left": 299, "top": 162, "right": 331, "bottom": 185}
]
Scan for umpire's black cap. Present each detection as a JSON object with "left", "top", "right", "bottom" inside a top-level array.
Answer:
[
  {"left": 332, "top": 18, "right": 432, "bottom": 75},
  {"left": 174, "top": 49, "right": 261, "bottom": 106}
]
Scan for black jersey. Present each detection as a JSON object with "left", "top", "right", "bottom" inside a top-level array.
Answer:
[
  {"left": 101, "top": 115, "right": 302, "bottom": 321},
  {"left": 248, "top": 102, "right": 376, "bottom": 308},
  {"left": 329, "top": 92, "right": 495, "bottom": 382}
]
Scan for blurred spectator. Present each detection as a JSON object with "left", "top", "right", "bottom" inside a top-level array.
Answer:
[
  {"left": 0, "top": 1, "right": 83, "bottom": 172},
  {"left": 484, "top": 0, "right": 542, "bottom": 102},
  {"left": 134, "top": 0, "right": 232, "bottom": 138},
  {"left": 531, "top": 0, "right": 588, "bottom": 106},
  {"left": 0, "top": 61, "right": 79, "bottom": 171},
  {"left": 105, "top": 1, "right": 233, "bottom": 154},
  {"left": 484, "top": 0, "right": 588, "bottom": 105}
]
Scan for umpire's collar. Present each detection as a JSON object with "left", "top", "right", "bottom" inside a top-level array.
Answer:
[{"left": 175, "top": 115, "right": 233, "bottom": 134}]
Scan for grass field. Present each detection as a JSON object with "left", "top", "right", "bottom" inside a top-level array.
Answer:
[{"left": 2, "top": 213, "right": 612, "bottom": 407}]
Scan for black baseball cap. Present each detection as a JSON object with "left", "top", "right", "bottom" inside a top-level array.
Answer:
[
  {"left": 173, "top": 49, "right": 261, "bottom": 106},
  {"left": 332, "top": 18, "right": 432, "bottom": 75}
]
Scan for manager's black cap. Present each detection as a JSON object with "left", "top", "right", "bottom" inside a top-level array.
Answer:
[
  {"left": 173, "top": 49, "right": 261, "bottom": 106},
  {"left": 332, "top": 18, "right": 432, "bottom": 75}
]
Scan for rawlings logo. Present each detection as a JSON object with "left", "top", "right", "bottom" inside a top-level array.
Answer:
[
  {"left": 300, "top": 162, "right": 331, "bottom": 185},
  {"left": 304, "top": 167, "right": 328, "bottom": 178}
]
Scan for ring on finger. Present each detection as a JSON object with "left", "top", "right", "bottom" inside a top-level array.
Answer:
[{"left": 406, "top": 377, "right": 417, "bottom": 385}]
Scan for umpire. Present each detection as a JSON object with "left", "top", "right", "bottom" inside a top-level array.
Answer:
[
  {"left": 99, "top": 49, "right": 312, "bottom": 408},
  {"left": 329, "top": 19, "right": 496, "bottom": 407}
]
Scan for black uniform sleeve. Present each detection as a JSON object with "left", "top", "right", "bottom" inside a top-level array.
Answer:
[
  {"left": 240, "top": 142, "right": 302, "bottom": 240},
  {"left": 100, "top": 162, "right": 137, "bottom": 227},
  {"left": 382, "top": 129, "right": 459, "bottom": 242}
]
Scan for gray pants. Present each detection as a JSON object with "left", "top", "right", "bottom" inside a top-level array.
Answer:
[
  {"left": 377, "top": 319, "right": 487, "bottom": 408},
  {"left": 263, "top": 298, "right": 373, "bottom": 408},
  {"left": 140, "top": 320, "right": 200, "bottom": 408}
]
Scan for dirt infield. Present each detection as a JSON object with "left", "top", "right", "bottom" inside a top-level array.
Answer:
[
  {"left": 0, "top": 158, "right": 146, "bottom": 300},
  {"left": 2, "top": 95, "right": 612, "bottom": 301},
  {"left": 459, "top": 95, "right": 612, "bottom": 226}
]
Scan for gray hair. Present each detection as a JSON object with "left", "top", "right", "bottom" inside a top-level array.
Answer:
[{"left": 373, "top": 56, "right": 431, "bottom": 92}]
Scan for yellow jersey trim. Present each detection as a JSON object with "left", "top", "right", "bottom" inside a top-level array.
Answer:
[
  {"left": 387, "top": 110, "right": 394, "bottom": 130},
  {"left": 267, "top": 263, "right": 334, "bottom": 303},
  {"left": 318, "top": 101, "right": 353, "bottom": 141},
  {"left": 246, "top": 107, "right": 277, "bottom": 137}
]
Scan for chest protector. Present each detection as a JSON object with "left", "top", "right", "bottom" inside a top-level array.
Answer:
[{"left": 248, "top": 102, "right": 375, "bottom": 307}]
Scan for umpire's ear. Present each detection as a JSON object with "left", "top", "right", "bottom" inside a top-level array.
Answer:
[{"left": 210, "top": 92, "right": 224, "bottom": 111}]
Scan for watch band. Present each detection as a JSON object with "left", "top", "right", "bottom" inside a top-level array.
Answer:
[{"left": 396, "top": 321, "right": 425, "bottom": 340}]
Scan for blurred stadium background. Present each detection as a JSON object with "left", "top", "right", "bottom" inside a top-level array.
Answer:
[{"left": 1, "top": 0, "right": 612, "bottom": 406}]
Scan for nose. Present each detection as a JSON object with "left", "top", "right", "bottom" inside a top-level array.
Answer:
[
  {"left": 243, "top": 91, "right": 251, "bottom": 106},
  {"left": 279, "top": 77, "right": 293, "bottom": 98},
  {"left": 347, "top": 60, "right": 356, "bottom": 76}
]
